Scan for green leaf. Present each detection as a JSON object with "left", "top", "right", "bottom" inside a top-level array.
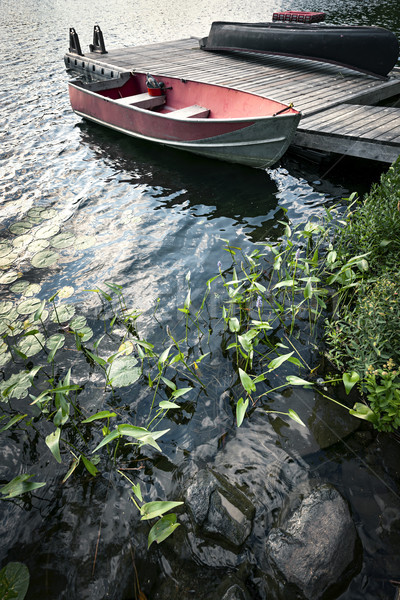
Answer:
[
  {"left": 349, "top": 402, "right": 378, "bottom": 423},
  {"left": 159, "top": 400, "right": 180, "bottom": 409},
  {"left": 34, "top": 299, "right": 47, "bottom": 321},
  {"left": 239, "top": 368, "right": 256, "bottom": 393},
  {"left": 0, "top": 474, "right": 45, "bottom": 499},
  {"left": 343, "top": 371, "right": 360, "bottom": 395},
  {"left": 0, "top": 562, "right": 30, "bottom": 600},
  {"left": 184, "top": 289, "right": 191, "bottom": 311},
  {"left": 268, "top": 352, "right": 294, "bottom": 371},
  {"left": 286, "top": 375, "right": 313, "bottom": 386},
  {"left": 81, "top": 455, "right": 99, "bottom": 476},
  {"left": 228, "top": 317, "right": 240, "bottom": 332},
  {"left": 236, "top": 397, "right": 249, "bottom": 427},
  {"left": 46, "top": 428, "right": 62, "bottom": 463},
  {"left": 171, "top": 387, "right": 192, "bottom": 399},
  {"left": 62, "top": 456, "right": 81, "bottom": 483},
  {"left": 158, "top": 345, "right": 172, "bottom": 365},
  {"left": 85, "top": 349, "right": 107, "bottom": 367},
  {"left": 160, "top": 377, "right": 176, "bottom": 391},
  {"left": 131, "top": 483, "right": 142, "bottom": 502},
  {"left": 148, "top": 514, "right": 180, "bottom": 548},
  {"left": 140, "top": 500, "right": 183, "bottom": 521},
  {"left": 288, "top": 409, "right": 306, "bottom": 427},
  {"left": 303, "top": 278, "right": 313, "bottom": 300},
  {"left": 0, "top": 414, "right": 27, "bottom": 433},
  {"left": 272, "top": 279, "right": 295, "bottom": 290},
  {"left": 82, "top": 411, "right": 117, "bottom": 423},
  {"left": 92, "top": 429, "right": 121, "bottom": 453}
]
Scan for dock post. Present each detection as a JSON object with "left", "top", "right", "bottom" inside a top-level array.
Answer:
[
  {"left": 89, "top": 25, "right": 108, "bottom": 54},
  {"left": 69, "top": 28, "right": 83, "bottom": 56}
]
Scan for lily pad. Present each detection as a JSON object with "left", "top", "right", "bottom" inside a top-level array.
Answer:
[
  {"left": 17, "top": 298, "right": 43, "bottom": 315},
  {"left": 70, "top": 315, "right": 87, "bottom": 331},
  {"left": 0, "top": 252, "right": 19, "bottom": 268},
  {"left": 6, "top": 321, "right": 25, "bottom": 337},
  {"left": 10, "top": 280, "right": 30, "bottom": 294},
  {"left": 23, "top": 310, "right": 49, "bottom": 328},
  {"left": 74, "top": 235, "right": 96, "bottom": 250},
  {"left": 31, "top": 249, "right": 59, "bottom": 268},
  {"left": 107, "top": 355, "right": 141, "bottom": 388},
  {"left": 23, "top": 283, "right": 42, "bottom": 297},
  {"left": 34, "top": 223, "right": 60, "bottom": 239},
  {"left": 0, "top": 242, "right": 13, "bottom": 258},
  {"left": 51, "top": 233, "right": 76, "bottom": 249},
  {"left": 50, "top": 304, "right": 75, "bottom": 323},
  {"left": 58, "top": 286, "right": 74, "bottom": 299},
  {"left": 40, "top": 208, "right": 58, "bottom": 220},
  {"left": 46, "top": 334, "right": 66, "bottom": 350},
  {"left": 0, "top": 561, "right": 30, "bottom": 599},
  {"left": 0, "top": 308, "right": 20, "bottom": 335},
  {"left": 0, "top": 352, "right": 11, "bottom": 367},
  {"left": 17, "top": 333, "right": 45, "bottom": 357},
  {"left": 12, "top": 234, "right": 33, "bottom": 250},
  {"left": 0, "top": 370, "right": 36, "bottom": 400},
  {"left": 76, "top": 325, "right": 93, "bottom": 342},
  {"left": 27, "top": 239, "right": 50, "bottom": 254},
  {"left": 0, "top": 300, "right": 14, "bottom": 315},
  {"left": 9, "top": 221, "right": 32, "bottom": 235},
  {"left": 0, "top": 270, "right": 21, "bottom": 285}
]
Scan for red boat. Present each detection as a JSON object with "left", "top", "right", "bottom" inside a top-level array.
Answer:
[{"left": 68, "top": 71, "right": 301, "bottom": 168}]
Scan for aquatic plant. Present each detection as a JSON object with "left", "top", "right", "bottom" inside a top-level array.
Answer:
[{"left": 323, "top": 157, "right": 400, "bottom": 431}]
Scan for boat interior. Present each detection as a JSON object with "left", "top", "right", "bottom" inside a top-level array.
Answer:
[{"left": 72, "top": 71, "right": 298, "bottom": 120}]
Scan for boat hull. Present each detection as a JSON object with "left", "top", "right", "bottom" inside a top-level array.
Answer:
[
  {"left": 68, "top": 75, "right": 301, "bottom": 168},
  {"left": 200, "top": 21, "right": 400, "bottom": 78}
]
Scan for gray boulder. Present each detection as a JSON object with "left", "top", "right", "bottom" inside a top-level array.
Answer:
[
  {"left": 266, "top": 483, "right": 358, "bottom": 599},
  {"left": 185, "top": 469, "right": 255, "bottom": 548}
]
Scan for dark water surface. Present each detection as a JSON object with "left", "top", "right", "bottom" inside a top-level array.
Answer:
[{"left": 1, "top": 1, "right": 399, "bottom": 599}]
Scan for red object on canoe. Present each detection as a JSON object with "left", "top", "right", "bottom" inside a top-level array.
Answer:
[
  {"left": 147, "top": 86, "right": 163, "bottom": 96},
  {"left": 68, "top": 71, "right": 301, "bottom": 168},
  {"left": 272, "top": 11, "right": 325, "bottom": 23}
]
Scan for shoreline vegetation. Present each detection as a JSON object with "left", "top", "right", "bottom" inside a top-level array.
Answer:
[{"left": 0, "top": 157, "right": 399, "bottom": 597}]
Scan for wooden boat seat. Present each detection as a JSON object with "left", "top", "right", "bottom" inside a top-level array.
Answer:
[
  {"left": 170, "top": 105, "right": 210, "bottom": 119},
  {"left": 115, "top": 93, "right": 166, "bottom": 109}
]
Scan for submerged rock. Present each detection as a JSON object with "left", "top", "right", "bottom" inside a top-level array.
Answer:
[
  {"left": 266, "top": 483, "right": 358, "bottom": 599},
  {"left": 185, "top": 469, "right": 255, "bottom": 548}
]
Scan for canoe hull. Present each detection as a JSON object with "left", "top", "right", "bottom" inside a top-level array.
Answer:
[
  {"left": 68, "top": 75, "right": 301, "bottom": 168},
  {"left": 200, "top": 21, "right": 400, "bottom": 78}
]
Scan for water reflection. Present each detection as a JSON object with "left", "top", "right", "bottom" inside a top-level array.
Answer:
[{"left": 77, "top": 122, "right": 287, "bottom": 241}]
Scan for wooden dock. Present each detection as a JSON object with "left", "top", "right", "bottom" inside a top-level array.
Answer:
[{"left": 65, "top": 37, "right": 400, "bottom": 163}]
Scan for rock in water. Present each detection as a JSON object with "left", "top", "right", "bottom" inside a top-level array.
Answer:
[
  {"left": 266, "top": 484, "right": 358, "bottom": 599},
  {"left": 185, "top": 469, "right": 255, "bottom": 548}
]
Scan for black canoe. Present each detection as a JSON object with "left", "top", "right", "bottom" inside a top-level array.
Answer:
[{"left": 199, "top": 21, "right": 400, "bottom": 79}]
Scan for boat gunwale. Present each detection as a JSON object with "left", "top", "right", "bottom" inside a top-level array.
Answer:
[{"left": 68, "top": 79, "right": 301, "bottom": 124}]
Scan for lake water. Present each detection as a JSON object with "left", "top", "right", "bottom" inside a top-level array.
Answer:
[{"left": 0, "top": 0, "right": 399, "bottom": 599}]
